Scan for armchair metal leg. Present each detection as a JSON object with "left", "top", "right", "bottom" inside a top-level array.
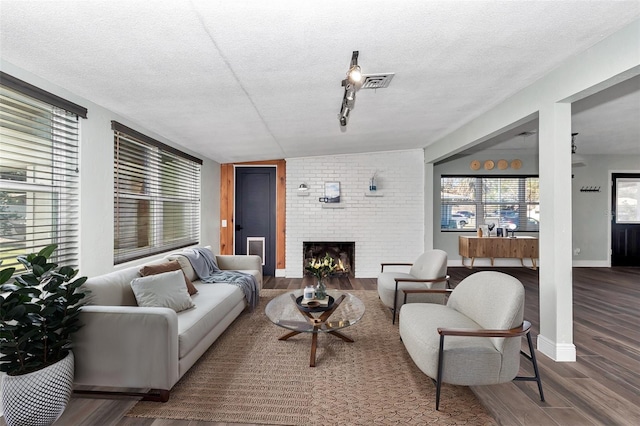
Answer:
[
  {"left": 435, "top": 334, "right": 445, "bottom": 411},
  {"left": 392, "top": 281, "right": 399, "bottom": 325},
  {"left": 513, "top": 331, "right": 545, "bottom": 402}
]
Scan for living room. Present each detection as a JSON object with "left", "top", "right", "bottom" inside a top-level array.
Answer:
[{"left": 1, "top": 1, "right": 639, "bottom": 425}]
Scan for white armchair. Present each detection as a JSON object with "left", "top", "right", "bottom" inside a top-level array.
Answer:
[
  {"left": 399, "top": 271, "right": 544, "bottom": 410},
  {"left": 377, "top": 249, "right": 449, "bottom": 324}
]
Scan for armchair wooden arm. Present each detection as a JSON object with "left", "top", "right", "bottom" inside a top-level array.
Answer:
[
  {"left": 438, "top": 320, "right": 532, "bottom": 337},
  {"left": 394, "top": 276, "right": 449, "bottom": 284},
  {"left": 402, "top": 288, "right": 453, "bottom": 305},
  {"left": 380, "top": 262, "right": 413, "bottom": 272}
]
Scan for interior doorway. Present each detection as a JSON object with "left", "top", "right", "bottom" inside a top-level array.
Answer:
[
  {"left": 611, "top": 173, "right": 640, "bottom": 266},
  {"left": 235, "top": 167, "right": 277, "bottom": 276}
]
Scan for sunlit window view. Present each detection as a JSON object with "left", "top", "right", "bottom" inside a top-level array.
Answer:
[
  {"left": 441, "top": 176, "right": 540, "bottom": 232},
  {"left": 0, "top": 85, "right": 80, "bottom": 271}
]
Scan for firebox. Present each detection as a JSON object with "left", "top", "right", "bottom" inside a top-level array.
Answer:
[{"left": 303, "top": 241, "right": 355, "bottom": 277}]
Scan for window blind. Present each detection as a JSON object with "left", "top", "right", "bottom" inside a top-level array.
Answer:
[
  {"left": 113, "top": 122, "right": 201, "bottom": 264},
  {"left": 0, "top": 84, "right": 80, "bottom": 270},
  {"left": 441, "top": 175, "right": 539, "bottom": 231}
]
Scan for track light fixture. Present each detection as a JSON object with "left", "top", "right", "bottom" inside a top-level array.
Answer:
[
  {"left": 339, "top": 51, "right": 361, "bottom": 127},
  {"left": 571, "top": 132, "right": 578, "bottom": 154},
  {"left": 339, "top": 105, "right": 351, "bottom": 127}
]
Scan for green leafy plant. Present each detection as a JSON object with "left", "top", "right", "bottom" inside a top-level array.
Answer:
[
  {"left": 305, "top": 253, "right": 337, "bottom": 280},
  {"left": 0, "top": 244, "right": 87, "bottom": 375}
]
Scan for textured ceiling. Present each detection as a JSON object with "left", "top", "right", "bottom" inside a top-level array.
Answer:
[{"left": 1, "top": 0, "right": 639, "bottom": 163}]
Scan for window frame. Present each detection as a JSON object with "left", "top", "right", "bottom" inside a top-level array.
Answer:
[
  {"left": 440, "top": 175, "right": 540, "bottom": 232},
  {"left": 112, "top": 121, "right": 202, "bottom": 264},
  {"left": 0, "top": 76, "right": 84, "bottom": 270}
]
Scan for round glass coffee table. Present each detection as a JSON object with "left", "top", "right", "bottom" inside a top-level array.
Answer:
[{"left": 265, "top": 289, "right": 365, "bottom": 367}]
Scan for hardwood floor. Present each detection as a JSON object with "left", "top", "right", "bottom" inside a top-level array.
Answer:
[{"left": 8, "top": 268, "right": 637, "bottom": 426}]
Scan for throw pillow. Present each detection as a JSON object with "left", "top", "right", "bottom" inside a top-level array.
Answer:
[
  {"left": 140, "top": 260, "right": 198, "bottom": 295},
  {"left": 130, "top": 270, "right": 195, "bottom": 312}
]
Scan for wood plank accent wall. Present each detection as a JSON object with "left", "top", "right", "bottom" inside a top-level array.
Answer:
[
  {"left": 220, "top": 164, "right": 234, "bottom": 255},
  {"left": 219, "top": 160, "right": 286, "bottom": 272}
]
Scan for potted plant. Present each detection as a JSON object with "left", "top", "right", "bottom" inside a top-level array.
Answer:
[{"left": 0, "top": 244, "right": 87, "bottom": 426}]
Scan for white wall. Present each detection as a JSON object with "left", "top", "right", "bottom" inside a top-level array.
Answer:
[
  {"left": 433, "top": 150, "right": 540, "bottom": 266},
  {"left": 0, "top": 60, "right": 221, "bottom": 278},
  {"left": 572, "top": 154, "right": 640, "bottom": 266},
  {"left": 285, "top": 149, "right": 424, "bottom": 278}
]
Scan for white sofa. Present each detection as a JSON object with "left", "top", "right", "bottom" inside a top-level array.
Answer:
[{"left": 72, "top": 249, "right": 262, "bottom": 401}]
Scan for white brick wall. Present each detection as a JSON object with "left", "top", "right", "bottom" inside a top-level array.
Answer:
[{"left": 285, "top": 149, "right": 424, "bottom": 278}]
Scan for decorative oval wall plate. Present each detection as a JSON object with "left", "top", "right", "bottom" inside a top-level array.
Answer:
[
  {"left": 497, "top": 159, "right": 508, "bottom": 170},
  {"left": 470, "top": 160, "right": 481, "bottom": 170},
  {"left": 484, "top": 160, "right": 495, "bottom": 170},
  {"left": 511, "top": 159, "right": 522, "bottom": 170}
]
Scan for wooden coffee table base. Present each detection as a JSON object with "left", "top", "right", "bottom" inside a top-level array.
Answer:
[{"left": 277, "top": 293, "right": 354, "bottom": 367}]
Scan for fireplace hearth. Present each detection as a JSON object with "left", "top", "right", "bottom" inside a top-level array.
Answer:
[{"left": 303, "top": 241, "right": 355, "bottom": 277}]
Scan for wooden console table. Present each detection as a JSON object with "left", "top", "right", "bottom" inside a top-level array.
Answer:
[{"left": 459, "top": 236, "right": 538, "bottom": 270}]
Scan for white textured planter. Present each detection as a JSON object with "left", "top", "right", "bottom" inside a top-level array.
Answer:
[{"left": 1, "top": 351, "right": 74, "bottom": 426}]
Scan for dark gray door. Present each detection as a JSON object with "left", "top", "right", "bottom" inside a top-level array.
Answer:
[
  {"left": 235, "top": 167, "right": 276, "bottom": 276},
  {"left": 611, "top": 173, "right": 640, "bottom": 266}
]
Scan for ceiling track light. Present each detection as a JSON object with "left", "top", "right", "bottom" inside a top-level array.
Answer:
[{"left": 339, "top": 51, "right": 361, "bottom": 127}]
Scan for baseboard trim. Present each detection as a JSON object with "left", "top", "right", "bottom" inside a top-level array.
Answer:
[
  {"left": 572, "top": 260, "right": 609, "bottom": 267},
  {"left": 275, "top": 269, "right": 286, "bottom": 277},
  {"left": 74, "top": 388, "right": 170, "bottom": 402},
  {"left": 537, "top": 334, "right": 576, "bottom": 362}
]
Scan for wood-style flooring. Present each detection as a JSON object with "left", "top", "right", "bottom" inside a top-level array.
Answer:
[{"left": 4, "top": 267, "right": 637, "bottom": 426}]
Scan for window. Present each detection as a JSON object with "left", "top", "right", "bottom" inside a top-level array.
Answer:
[
  {"left": 113, "top": 121, "right": 202, "bottom": 264},
  {"left": 441, "top": 175, "right": 539, "bottom": 231},
  {"left": 0, "top": 74, "right": 86, "bottom": 271},
  {"left": 615, "top": 176, "right": 640, "bottom": 223}
]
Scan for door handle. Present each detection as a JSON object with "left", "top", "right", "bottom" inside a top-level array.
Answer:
[{"left": 235, "top": 224, "right": 243, "bottom": 231}]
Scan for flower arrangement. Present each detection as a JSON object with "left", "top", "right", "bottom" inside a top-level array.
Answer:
[{"left": 305, "top": 253, "right": 337, "bottom": 281}]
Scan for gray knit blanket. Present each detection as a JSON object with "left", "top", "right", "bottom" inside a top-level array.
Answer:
[{"left": 181, "top": 247, "right": 259, "bottom": 310}]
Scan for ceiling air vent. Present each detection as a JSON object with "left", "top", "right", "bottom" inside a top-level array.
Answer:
[{"left": 360, "top": 73, "right": 395, "bottom": 89}]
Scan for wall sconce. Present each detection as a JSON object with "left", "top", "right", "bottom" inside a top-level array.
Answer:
[{"left": 297, "top": 183, "right": 309, "bottom": 196}]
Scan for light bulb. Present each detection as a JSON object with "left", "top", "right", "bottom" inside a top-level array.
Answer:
[{"left": 348, "top": 66, "right": 362, "bottom": 84}]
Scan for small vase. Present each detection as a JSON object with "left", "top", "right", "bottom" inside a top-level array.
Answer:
[{"left": 315, "top": 279, "right": 327, "bottom": 300}]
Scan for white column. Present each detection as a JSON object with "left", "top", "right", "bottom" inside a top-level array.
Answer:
[
  {"left": 537, "top": 102, "right": 576, "bottom": 362},
  {"left": 424, "top": 161, "right": 434, "bottom": 250}
]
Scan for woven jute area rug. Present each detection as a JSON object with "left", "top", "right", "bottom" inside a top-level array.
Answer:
[{"left": 127, "top": 289, "right": 495, "bottom": 425}]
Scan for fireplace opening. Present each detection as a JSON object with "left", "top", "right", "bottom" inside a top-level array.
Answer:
[{"left": 303, "top": 241, "right": 355, "bottom": 277}]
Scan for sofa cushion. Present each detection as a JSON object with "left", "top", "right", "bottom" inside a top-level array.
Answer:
[
  {"left": 165, "top": 253, "right": 198, "bottom": 282},
  {"left": 130, "top": 270, "right": 195, "bottom": 313},
  {"left": 140, "top": 260, "right": 198, "bottom": 295},
  {"left": 84, "top": 266, "right": 141, "bottom": 306},
  {"left": 176, "top": 283, "right": 244, "bottom": 358}
]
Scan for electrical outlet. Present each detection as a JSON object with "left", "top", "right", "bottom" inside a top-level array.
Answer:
[{"left": 573, "top": 248, "right": 581, "bottom": 256}]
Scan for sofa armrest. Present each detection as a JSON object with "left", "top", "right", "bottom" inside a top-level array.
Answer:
[
  {"left": 216, "top": 255, "right": 263, "bottom": 287},
  {"left": 73, "top": 305, "right": 179, "bottom": 391}
]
